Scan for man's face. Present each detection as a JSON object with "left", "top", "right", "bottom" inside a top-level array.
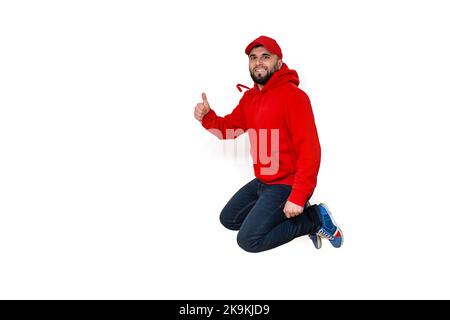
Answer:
[{"left": 248, "top": 46, "right": 282, "bottom": 85}]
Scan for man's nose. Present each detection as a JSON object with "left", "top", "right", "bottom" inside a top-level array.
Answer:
[{"left": 255, "top": 57, "right": 265, "bottom": 65}]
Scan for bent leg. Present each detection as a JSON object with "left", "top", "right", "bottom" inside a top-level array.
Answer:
[
  {"left": 237, "top": 184, "right": 321, "bottom": 253},
  {"left": 219, "top": 179, "right": 260, "bottom": 230}
]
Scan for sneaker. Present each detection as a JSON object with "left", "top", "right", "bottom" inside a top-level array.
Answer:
[
  {"left": 309, "top": 233, "right": 322, "bottom": 249},
  {"left": 305, "top": 201, "right": 321, "bottom": 249},
  {"left": 316, "top": 203, "right": 343, "bottom": 248}
]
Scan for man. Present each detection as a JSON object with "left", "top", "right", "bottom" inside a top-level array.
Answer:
[{"left": 194, "top": 35, "right": 343, "bottom": 252}]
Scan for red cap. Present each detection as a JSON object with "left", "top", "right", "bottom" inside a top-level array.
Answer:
[{"left": 245, "top": 35, "right": 283, "bottom": 59}]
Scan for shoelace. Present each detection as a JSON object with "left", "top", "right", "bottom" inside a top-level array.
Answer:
[{"left": 317, "top": 229, "right": 334, "bottom": 240}]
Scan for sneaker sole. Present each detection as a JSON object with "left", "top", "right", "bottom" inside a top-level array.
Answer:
[
  {"left": 320, "top": 203, "right": 344, "bottom": 248},
  {"left": 309, "top": 234, "right": 322, "bottom": 249},
  {"left": 316, "top": 236, "right": 322, "bottom": 249}
]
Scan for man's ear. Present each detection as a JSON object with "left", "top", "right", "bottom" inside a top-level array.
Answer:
[{"left": 277, "top": 59, "right": 283, "bottom": 69}]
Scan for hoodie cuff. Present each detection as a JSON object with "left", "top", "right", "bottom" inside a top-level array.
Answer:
[
  {"left": 287, "top": 189, "right": 310, "bottom": 208},
  {"left": 201, "top": 109, "right": 216, "bottom": 129}
]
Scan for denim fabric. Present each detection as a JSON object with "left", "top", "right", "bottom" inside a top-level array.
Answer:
[{"left": 220, "top": 178, "right": 322, "bottom": 253}]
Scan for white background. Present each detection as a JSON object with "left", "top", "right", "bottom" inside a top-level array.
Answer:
[{"left": 1, "top": 0, "right": 449, "bottom": 299}]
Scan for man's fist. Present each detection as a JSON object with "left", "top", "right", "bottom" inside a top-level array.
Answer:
[
  {"left": 283, "top": 200, "right": 304, "bottom": 218},
  {"left": 194, "top": 92, "right": 211, "bottom": 122}
]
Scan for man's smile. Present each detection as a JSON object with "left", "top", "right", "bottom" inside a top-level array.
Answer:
[{"left": 254, "top": 68, "right": 267, "bottom": 74}]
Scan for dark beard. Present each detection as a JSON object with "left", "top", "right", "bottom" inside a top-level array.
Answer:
[{"left": 250, "top": 65, "right": 278, "bottom": 85}]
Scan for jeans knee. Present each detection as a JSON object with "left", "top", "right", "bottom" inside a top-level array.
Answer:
[
  {"left": 236, "top": 232, "right": 264, "bottom": 253},
  {"left": 219, "top": 211, "right": 240, "bottom": 231}
]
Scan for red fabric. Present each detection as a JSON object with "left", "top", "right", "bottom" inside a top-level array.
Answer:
[{"left": 201, "top": 63, "right": 321, "bottom": 207}]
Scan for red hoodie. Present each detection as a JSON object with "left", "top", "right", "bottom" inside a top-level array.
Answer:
[{"left": 201, "top": 63, "right": 321, "bottom": 207}]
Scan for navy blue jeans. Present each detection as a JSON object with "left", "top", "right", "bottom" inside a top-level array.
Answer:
[{"left": 220, "top": 178, "right": 322, "bottom": 253}]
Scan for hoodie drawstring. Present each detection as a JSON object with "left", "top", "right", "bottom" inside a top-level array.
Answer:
[{"left": 236, "top": 83, "right": 251, "bottom": 92}]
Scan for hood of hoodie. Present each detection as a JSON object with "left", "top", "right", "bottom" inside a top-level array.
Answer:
[{"left": 255, "top": 63, "right": 300, "bottom": 93}]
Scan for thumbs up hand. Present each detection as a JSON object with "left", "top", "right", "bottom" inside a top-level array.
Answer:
[{"left": 194, "top": 92, "right": 211, "bottom": 122}]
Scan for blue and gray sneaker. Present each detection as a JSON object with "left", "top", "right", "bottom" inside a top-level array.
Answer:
[
  {"left": 309, "top": 233, "right": 322, "bottom": 249},
  {"left": 316, "top": 203, "right": 343, "bottom": 248}
]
